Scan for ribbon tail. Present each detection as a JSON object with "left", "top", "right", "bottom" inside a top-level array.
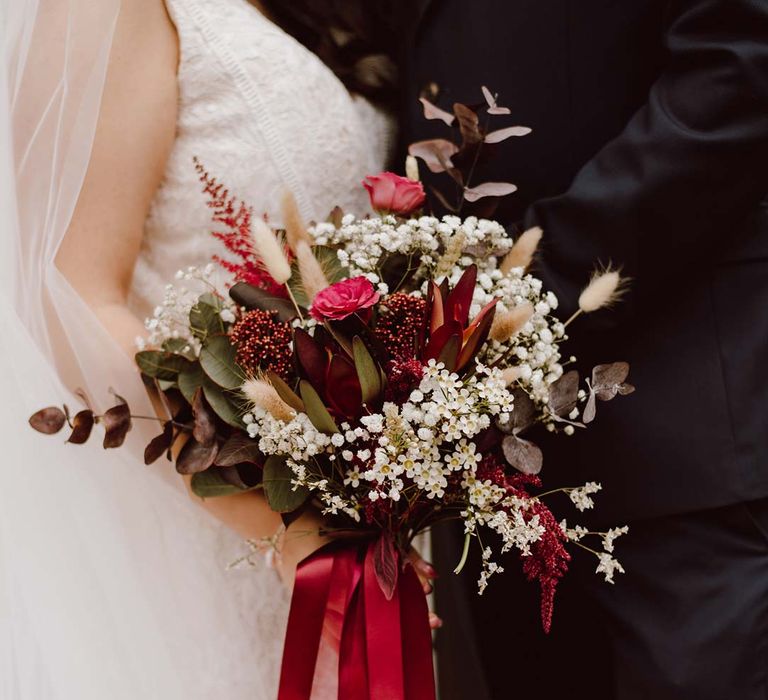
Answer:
[{"left": 400, "top": 562, "right": 437, "bottom": 700}]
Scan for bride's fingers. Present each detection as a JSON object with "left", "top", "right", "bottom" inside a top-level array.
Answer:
[
  {"left": 429, "top": 612, "right": 443, "bottom": 630},
  {"left": 407, "top": 547, "right": 437, "bottom": 594}
]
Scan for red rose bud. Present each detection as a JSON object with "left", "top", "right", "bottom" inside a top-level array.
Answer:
[
  {"left": 363, "top": 172, "right": 426, "bottom": 217},
  {"left": 310, "top": 276, "right": 381, "bottom": 322}
]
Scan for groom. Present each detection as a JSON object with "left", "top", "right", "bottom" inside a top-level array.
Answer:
[{"left": 399, "top": 1, "right": 768, "bottom": 698}]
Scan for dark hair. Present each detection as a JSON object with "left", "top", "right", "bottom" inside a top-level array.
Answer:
[{"left": 259, "top": 0, "right": 401, "bottom": 106}]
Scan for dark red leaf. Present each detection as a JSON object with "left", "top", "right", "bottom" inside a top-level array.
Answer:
[
  {"left": 144, "top": 422, "right": 173, "bottom": 465},
  {"left": 453, "top": 103, "right": 482, "bottom": 146},
  {"left": 29, "top": 407, "right": 66, "bottom": 435},
  {"left": 294, "top": 328, "right": 328, "bottom": 390},
  {"left": 176, "top": 438, "right": 219, "bottom": 475},
  {"left": 373, "top": 532, "right": 399, "bottom": 601},
  {"left": 325, "top": 354, "right": 363, "bottom": 418},
  {"left": 456, "top": 300, "right": 497, "bottom": 371},
  {"left": 102, "top": 399, "right": 132, "bottom": 449},
  {"left": 437, "top": 335, "right": 461, "bottom": 372},
  {"left": 423, "top": 320, "right": 463, "bottom": 364},
  {"left": 68, "top": 410, "right": 95, "bottom": 445},
  {"left": 445, "top": 265, "right": 478, "bottom": 326},
  {"left": 192, "top": 388, "right": 217, "bottom": 447}
]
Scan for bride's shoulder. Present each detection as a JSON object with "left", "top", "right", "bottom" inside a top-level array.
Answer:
[{"left": 115, "top": 0, "right": 178, "bottom": 56}]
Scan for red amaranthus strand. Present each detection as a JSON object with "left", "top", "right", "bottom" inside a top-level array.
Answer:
[
  {"left": 194, "top": 159, "right": 289, "bottom": 296},
  {"left": 506, "top": 472, "right": 571, "bottom": 634}
]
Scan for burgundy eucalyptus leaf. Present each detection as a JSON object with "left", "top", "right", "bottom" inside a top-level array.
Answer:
[
  {"left": 67, "top": 410, "right": 95, "bottom": 445},
  {"left": 463, "top": 182, "right": 518, "bottom": 203},
  {"left": 591, "top": 362, "right": 632, "bottom": 401},
  {"left": 218, "top": 465, "right": 250, "bottom": 490},
  {"left": 488, "top": 106, "right": 512, "bottom": 115},
  {"left": 507, "top": 387, "right": 537, "bottom": 434},
  {"left": 419, "top": 97, "right": 455, "bottom": 126},
  {"left": 502, "top": 434, "right": 543, "bottom": 475},
  {"left": 215, "top": 433, "right": 262, "bottom": 467},
  {"left": 408, "top": 139, "right": 459, "bottom": 174},
  {"left": 29, "top": 407, "right": 67, "bottom": 435},
  {"left": 373, "top": 531, "right": 399, "bottom": 601},
  {"left": 192, "top": 388, "right": 217, "bottom": 447},
  {"left": 484, "top": 126, "right": 532, "bottom": 143},
  {"left": 144, "top": 422, "right": 174, "bottom": 465},
  {"left": 549, "top": 370, "right": 580, "bottom": 417},
  {"left": 176, "top": 438, "right": 219, "bottom": 475},
  {"left": 102, "top": 400, "right": 132, "bottom": 449},
  {"left": 453, "top": 103, "right": 483, "bottom": 146}
]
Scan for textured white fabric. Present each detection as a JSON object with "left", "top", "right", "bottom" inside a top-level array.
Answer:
[
  {"left": 130, "top": 0, "right": 394, "bottom": 319},
  {"left": 0, "top": 0, "right": 394, "bottom": 697}
]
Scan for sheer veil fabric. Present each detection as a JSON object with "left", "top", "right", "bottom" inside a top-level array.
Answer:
[{"left": 0, "top": 2, "right": 283, "bottom": 697}]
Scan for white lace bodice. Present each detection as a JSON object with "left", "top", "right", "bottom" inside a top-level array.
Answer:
[
  {"left": 126, "top": 1, "right": 394, "bottom": 696},
  {"left": 130, "top": 0, "right": 394, "bottom": 317}
]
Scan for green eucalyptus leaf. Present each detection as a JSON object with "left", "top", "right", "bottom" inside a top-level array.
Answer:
[
  {"left": 190, "top": 297, "right": 225, "bottom": 340},
  {"left": 200, "top": 336, "right": 244, "bottom": 390},
  {"left": 191, "top": 469, "right": 250, "bottom": 498},
  {"left": 162, "top": 337, "right": 196, "bottom": 359},
  {"left": 263, "top": 455, "right": 311, "bottom": 513},
  {"left": 299, "top": 380, "right": 338, "bottom": 434},
  {"left": 352, "top": 336, "right": 382, "bottom": 405},
  {"left": 178, "top": 363, "right": 206, "bottom": 404},
  {"left": 135, "top": 351, "right": 190, "bottom": 380},
  {"left": 202, "top": 379, "right": 245, "bottom": 429}
]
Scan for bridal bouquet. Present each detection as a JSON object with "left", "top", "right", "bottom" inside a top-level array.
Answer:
[{"left": 31, "top": 88, "right": 633, "bottom": 699}]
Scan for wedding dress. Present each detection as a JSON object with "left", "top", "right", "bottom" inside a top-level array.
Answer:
[{"left": 0, "top": 0, "right": 393, "bottom": 697}]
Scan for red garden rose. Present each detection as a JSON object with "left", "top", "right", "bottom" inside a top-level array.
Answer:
[
  {"left": 363, "top": 172, "right": 426, "bottom": 216},
  {"left": 310, "top": 276, "right": 381, "bottom": 321}
]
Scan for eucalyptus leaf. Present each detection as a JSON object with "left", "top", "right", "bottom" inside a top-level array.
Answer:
[
  {"left": 178, "top": 363, "right": 206, "bottom": 404},
  {"left": 352, "top": 336, "right": 382, "bottom": 405},
  {"left": 136, "top": 351, "right": 190, "bottom": 381},
  {"left": 67, "top": 410, "right": 95, "bottom": 445},
  {"left": 215, "top": 433, "right": 262, "bottom": 467},
  {"left": 176, "top": 438, "right": 218, "bottom": 475},
  {"left": 263, "top": 455, "right": 311, "bottom": 513},
  {"left": 202, "top": 379, "right": 245, "bottom": 429},
  {"left": 502, "top": 434, "right": 543, "bottom": 475},
  {"left": 190, "top": 300, "right": 225, "bottom": 340},
  {"left": 299, "top": 380, "right": 338, "bottom": 434},
  {"left": 200, "top": 336, "right": 244, "bottom": 390},
  {"left": 29, "top": 407, "right": 67, "bottom": 435},
  {"left": 191, "top": 469, "right": 250, "bottom": 498}
]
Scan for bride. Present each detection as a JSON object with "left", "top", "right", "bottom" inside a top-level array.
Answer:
[{"left": 0, "top": 0, "right": 418, "bottom": 697}]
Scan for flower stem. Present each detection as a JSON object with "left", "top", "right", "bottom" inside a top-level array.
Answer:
[{"left": 453, "top": 532, "right": 472, "bottom": 574}]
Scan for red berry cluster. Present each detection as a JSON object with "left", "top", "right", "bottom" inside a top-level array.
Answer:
[
  {"left": 229, "top": 310, "right": 294, "bottom": 379},
  {"left": 374, "top": 293, "right": 427, "bottom": 361},
  {"left": 385, "top": 358, "right": 425, "bottom": 404}
]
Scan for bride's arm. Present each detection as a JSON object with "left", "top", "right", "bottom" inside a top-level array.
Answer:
[{"left": 54, "top": 0, "right": 325, "bottom": 580}]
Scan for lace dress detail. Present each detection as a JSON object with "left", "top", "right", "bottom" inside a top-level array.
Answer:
[
  {"left": 127, "top": 1, "right": 394, "bottom": 696},
  {"left": 130, "top": 0, "right": 394, "bottom": 318}
]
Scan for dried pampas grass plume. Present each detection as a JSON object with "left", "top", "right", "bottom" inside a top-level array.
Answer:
[
  {"left": 489, "top": 303, "right": 534, "bottom": 342},
  {"left": 500, "top": 226, "right": 543, "bottom": 275},
  {"left": 295, "top": 241, "right": 329, "bottom": 302},
  {"left": 566, "top": 266, "right": 627, "bottom": 326},
  {"left": 281, "top": 191, "right": 313, "bottom": 254},
  {"left": 501, "top": 367, "right": 521, "bottom": 386},
  {"left": 242, "top": 378, "right": 295, "bottom": 422},
  {"left": 406, "top": 155, "right": 420, "bottom": 182},
  {"left": 251, "top": 218, "right": 291, "bottom": 284}
]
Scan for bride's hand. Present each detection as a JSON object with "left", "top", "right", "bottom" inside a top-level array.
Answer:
[
  {"left": 407, "top": 547, "right": 442, "bottom": 630},
  {"left": 275, "top": 507, "right": 331, "bottom": 589}
]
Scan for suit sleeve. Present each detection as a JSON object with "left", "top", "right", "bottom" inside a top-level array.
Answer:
[{"left": 525, "top": 0, "right": 768, "bottom": 321}]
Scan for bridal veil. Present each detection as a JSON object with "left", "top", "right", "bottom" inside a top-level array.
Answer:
[{"left": 0, "top": 2, "right": 280, "bottom": 697}]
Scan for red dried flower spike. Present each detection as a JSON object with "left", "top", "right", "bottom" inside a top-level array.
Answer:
[
  {"left": 194, "top": 159, "right": 290, "bottom": 296},
  {"left": 229, "top": 309, "right": 294, "bottom": 380}
]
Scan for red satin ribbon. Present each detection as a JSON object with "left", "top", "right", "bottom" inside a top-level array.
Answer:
[{"left": 278, "top": 539, "right": 436, "bottom": 700}]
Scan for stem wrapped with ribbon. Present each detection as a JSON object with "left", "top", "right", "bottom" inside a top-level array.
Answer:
[{"left": 278, "top": 538, "right": 435, "bottom": 700}]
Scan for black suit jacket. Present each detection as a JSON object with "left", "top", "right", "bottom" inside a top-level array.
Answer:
[{"left": 401, "top": 0, "right": 768, "bottom": 523}]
